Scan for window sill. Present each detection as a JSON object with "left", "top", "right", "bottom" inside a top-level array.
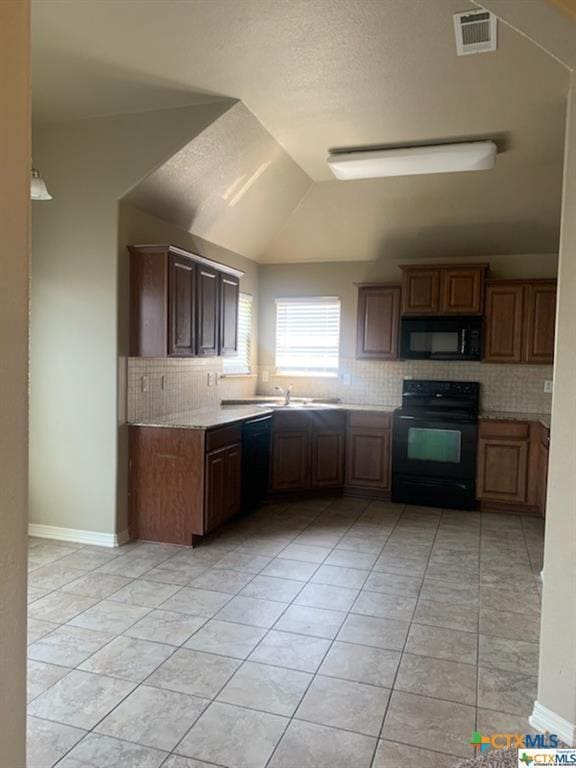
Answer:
[
  {"left": 220, "top": 372, "right": 256, "bottom": 379},
  {"left": 274, "top": 371, "right": 339, "bottom": 379}
]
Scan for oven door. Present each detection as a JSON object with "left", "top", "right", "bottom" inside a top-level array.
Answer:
[{"left": 392, "top": 412, "right": 477, "bottom": 482}]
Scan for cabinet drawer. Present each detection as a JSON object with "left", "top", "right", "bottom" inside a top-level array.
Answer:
[
  {"left": 273, "top": 411, "right": 310, "bottom": 431},
  {"left": 348, "top": 411, "right": 391, "bottom": 430},
  {"left": 206, "top": 424, "right": 242, "bottom": 452},
  {"left": 479, "top": 420, "right": 530, "bottom": 440}
]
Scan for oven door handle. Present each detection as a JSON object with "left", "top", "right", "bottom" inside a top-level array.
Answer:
[{"left": 460, "top": 329, "right": 467, "bottom": 355}]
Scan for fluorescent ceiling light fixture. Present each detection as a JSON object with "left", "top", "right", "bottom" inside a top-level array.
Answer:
[
  {"left": 327, "top": 141, "right": 497, "bottom": 180},
  {"left": 31, "top": 168, "right": 52, "bottom": 200}
]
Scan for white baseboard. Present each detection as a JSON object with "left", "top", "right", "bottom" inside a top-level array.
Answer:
[
  {"left": 530, "top": 701, "right": 576, "bottom": 746},
  {"left": 28, "top": 523, "right": 130, "bottom": 548}
]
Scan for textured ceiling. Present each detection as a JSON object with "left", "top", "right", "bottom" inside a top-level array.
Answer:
[
  {"left": 32, "top": 0, "right": 571, "bottom": 262},
  {"left": 124, "top": 102, "right": 311, "bottom": 259}
]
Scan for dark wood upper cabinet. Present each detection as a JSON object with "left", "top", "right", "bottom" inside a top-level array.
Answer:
[
  {"left": 483, "top": 281, "right": 524, "bottom": 363},
  {"left": 168, "top": 254, "right": 196, "bottom": 357},
  {"left": 400, "top": 264, "right": 488, "bottom": 316},
  {"left": 356, "top": 284, "right": 400, "bottom": 360},
  {"left": 401, "top": 267, "right": 441, "bottom": 314},
  {"left": 484, "top": 279, "right": 556, "bottom": 364},
  {"left": 219, "top": 274, "right": 240, "bottom": 356},
  {"left": 524, "top": 281, "right": 557, "bottom": 364},
  {"left": 128, "top": 244, "right": 243, "bottom": 358},
  {"left": 196, "top": 266, "right": 219, "bottom": 357},
  {"left": 442, "top": 267, "right": 484, "bottom": 314}
]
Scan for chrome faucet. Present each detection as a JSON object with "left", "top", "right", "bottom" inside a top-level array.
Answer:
[{"left": 274, "top": 384, "right": 293, "bottom": 406}]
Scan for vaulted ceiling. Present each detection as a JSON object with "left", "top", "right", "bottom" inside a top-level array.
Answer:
[{"left": 32, "top": 0, "right": 572, "bottom": 262}]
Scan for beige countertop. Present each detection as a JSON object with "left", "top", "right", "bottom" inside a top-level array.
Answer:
[
  {"left": 129, "top": 405, "right": 274, "bottom": 430},
  {"left": 479, "top": 411, "right": 551, "bottom": 429},
  {"left": 129, "top": 402, "right": 550, "bottom": 431}
]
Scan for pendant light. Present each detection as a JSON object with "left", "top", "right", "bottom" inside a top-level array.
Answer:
[{"left": 31, "top": 168, "right": 52, "bottom": 200}]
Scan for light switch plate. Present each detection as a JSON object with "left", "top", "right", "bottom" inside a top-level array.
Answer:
[
  {"left": 262, "top": 370, "right": 270, "bottom": 383},
  {"left": 544, "top": 380, "right": 553, "bottom": 394},
  {"left": 341, "top": 373, "right": 352, "bottom": 385}
]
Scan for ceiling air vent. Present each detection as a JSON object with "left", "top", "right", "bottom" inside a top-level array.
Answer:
[{"left": 453, "top": 9, "right": 497, "bottom": 56}]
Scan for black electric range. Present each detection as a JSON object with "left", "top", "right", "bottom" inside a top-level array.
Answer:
[{"left": 391, "top": 379, "right": 480, "bottom": 510}]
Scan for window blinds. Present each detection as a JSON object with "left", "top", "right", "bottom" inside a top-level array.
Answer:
[
  {"left": 223, "top": 293, "right": 252, "bottom": 374},
  {"left": 275, "top": 297, "right": 341, "bottom": 374}
]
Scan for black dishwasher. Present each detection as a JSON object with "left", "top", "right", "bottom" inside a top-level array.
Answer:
[{"left": 242, "top": 414, "right": 272, "bottom": 511}]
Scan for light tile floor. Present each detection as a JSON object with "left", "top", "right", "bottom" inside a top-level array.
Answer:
[{"left": 26, "top": 497, "right": 544, "bottom": 768}]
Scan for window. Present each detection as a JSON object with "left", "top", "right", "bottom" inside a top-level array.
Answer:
[
  {"left": 223, "top": 293, "right": 253, "bottom": 374},
  {"left": 275, "top": 297, "right": 341, "bottom": 375}
]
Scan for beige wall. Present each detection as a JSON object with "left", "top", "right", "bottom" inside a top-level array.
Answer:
[
  {"left": 258, "top": 254, "right": 558, "bottom": 364},
  {"left": 534, "top": 76, "right": 576, "bottom": 736},
  {"left": 0, "top": 1, "right": 29, "bottom": 763},
  {"left": 31, "top": 102, "right": 230, "bottom": 536}
]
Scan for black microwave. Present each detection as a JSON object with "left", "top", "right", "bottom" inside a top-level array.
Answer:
[{"left": 399, "top": 316, "right": 482, "bottom": 361}]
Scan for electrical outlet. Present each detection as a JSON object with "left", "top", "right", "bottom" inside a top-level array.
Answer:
[
  {"left": 207, "top": 372, "right": 213, "bottom": 387},
  {"left": 262, "top": 370, "right": 269, "bottom": 383},
  {"left": 140, "top": 375, "right": 149, "bottom": 393},
  {"left": 544, "top": 380, "right": 553, "bottom": 394}
]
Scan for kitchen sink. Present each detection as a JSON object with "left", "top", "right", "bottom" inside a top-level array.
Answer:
[{"left": 256, "top": 402, "right": 337, "bottom": 410}]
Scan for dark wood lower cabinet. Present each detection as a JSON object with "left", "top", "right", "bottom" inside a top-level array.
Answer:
[
  {"left": 129, "top": 424, "right": 242, "bottom": 544},
  {"left": 345, "top": 412, "right": 391, "bottom": 493},
  {"left": 271, "top": 431, "right": 310, "bottom": 491},
  {"left": 270, "top": 411, "right": 346, "bottom": 493},
  {"left": 205, "top": 443, "right": 242, "bottom": 532},
  {"left": 311, "top": 431, "right": 345, "bottom": 488},
  {"left": 537, "top": 425, "right": 550, "bottom": 516},
  {"left": 476, "top": 419, "right": 548, "bottom": 515}
]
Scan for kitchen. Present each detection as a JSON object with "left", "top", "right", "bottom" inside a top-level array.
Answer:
[
  {"left": 17, "top": 2, "right": 576, "bottom": 767},
  {"left": 127, "top": 254, "right": 554, "bottom": 546}
]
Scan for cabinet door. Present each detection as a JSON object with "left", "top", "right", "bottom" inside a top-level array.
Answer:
[
  {"left": 477, "top": 437, "right": 529, "bottom": 503},
  {"left": 356, "top": 286, "right": 400, "bottom": 359},
  {"left": 205, "top": 446, "right": 229, "bottom": 532},
  {"left": 271, "top": 431, "right": 310, "bottom": 491},
  {"left": 220, "top": 274, "right": 240, "bottom": 356},
  {"left": 537, "top": 440, "right": 549, "bottom": 516},
  {"left": 311, "top": 431, "right": 345, "bottom": 488},
  {"left": 524, "top": 282, "right": 557, "bottom": 364},
  {"left": 168, "top": 255, "right": 196, "bottom": 356},
  {"left": 205, "top": 444, "right": 242, "bottom": 533},
  {"left": 483, "top": 283, "right": 524, "bottom": 363},
  {"left": 196, "top": 267, "right": 219, "bottom": 356},
  {"left": 441, "top": 268, "right": 484, "bottom": 315},
  {"left": 346, "top": 428, "right": 391, "bottom": 490},
  {"left": 401, "top": 269, "right": 440, "bottom": 314},
  {"left": 226, "top": 443, "right": 242, "bottom": 519}
]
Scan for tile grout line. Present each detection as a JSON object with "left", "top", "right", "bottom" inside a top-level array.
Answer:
[
  {"left": 371, "top": 504, "right": 444, "bottom": 764},
  {"left": 28, "top": 501, "right": 540, "bottom": 767}
]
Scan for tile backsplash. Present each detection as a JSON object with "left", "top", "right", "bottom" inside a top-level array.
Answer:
[
  {"left": 125, "top": 356, "right": 552, "bottom": 423},
  {"left": 258, "top": 358, "right": 554, "bottom": 414},
  {"left": 124, "top": 358, "right": 257, "bottom": 423}
]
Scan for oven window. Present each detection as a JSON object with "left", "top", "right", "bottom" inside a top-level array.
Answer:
[
  {"left": 409, "top": 331, "right": 459, "bottom": 354},
  {"left": 407, "top": 428, "right": 461, "bottom": 463}
]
